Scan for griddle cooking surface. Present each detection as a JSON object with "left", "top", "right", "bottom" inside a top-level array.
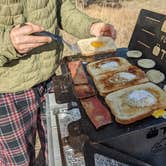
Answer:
[{"left": 55, "top": 48, "right": 166, "bottom": 143}]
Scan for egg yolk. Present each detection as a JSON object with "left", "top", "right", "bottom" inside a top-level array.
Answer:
[
  {"left": 152, "top": 109, "right": 166, "bottom": 118},
  {"left": 91, "top": 41, "right": 105, "bottom": 48}
]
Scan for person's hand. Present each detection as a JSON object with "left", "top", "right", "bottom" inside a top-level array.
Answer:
[
  {"left": 10, "top": 23, "right": 52, "bottom": 55},
  {"left": 90, "top": 22, "right": 116, "bottom": 40}
]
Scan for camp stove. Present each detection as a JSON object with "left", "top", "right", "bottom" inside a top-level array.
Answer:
[{"left": 46, "top": 9, "right": 166, "bottom": 166}]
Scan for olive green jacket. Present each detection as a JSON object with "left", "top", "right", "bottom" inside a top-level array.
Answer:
[{"left": 0, "top": 0, "right": 99, "bottom": 92}]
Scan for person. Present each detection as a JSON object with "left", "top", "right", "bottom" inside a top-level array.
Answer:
[{"left": 0, "top": 0, "right": 116, "bottom": 165}]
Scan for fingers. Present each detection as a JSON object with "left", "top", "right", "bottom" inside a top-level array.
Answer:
[
  {"left": 90, "top": 22, "right": 117, "bottom": 40},
  {"left": 111, "top": 29, "right": 116, "bottom": 40},
  {"left": 14, "top": 23, "right": 44, "bottom": 36},
  {"left": 13, "top": 35, "right": 52, "bottom": 45},
  {"left": 10, "top": 23, "right": 52, "bottom": 55},
  {"left": 16, "top": 42, "right": 48, "bottom": 54},
  {"left": 102, "top": 24, "right": 116, "bottom": 40}
]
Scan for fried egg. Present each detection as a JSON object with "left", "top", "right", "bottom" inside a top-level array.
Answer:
[
  {"left": 126, "top": 90, "right": 157, "bottom": 107},
  {"left": 100, "top": 61, "right": 119, "bottom": 70},
  {"left": 77, "top": 36, "right": 116, "bottom": 56},
  {"left": 91, "top": 41, "right": 105, "bottom": 48},
  {"left": 109, "top": 72, "right": 136, "bottom": 84},
  {"left": 152, "top": 109, "right": 166, "bottom": 118}
]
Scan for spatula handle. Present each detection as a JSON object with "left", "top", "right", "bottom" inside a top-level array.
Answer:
[
  {"left": 20, "top": 23, "right": 62, "bottom": 42},
  {"left": 32, "top": 31, "right": 62, "bottom": 42}
]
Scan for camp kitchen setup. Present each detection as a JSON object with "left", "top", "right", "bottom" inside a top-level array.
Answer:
[{"left": 46, "top": 9, "right": 166, "bottom": 166}]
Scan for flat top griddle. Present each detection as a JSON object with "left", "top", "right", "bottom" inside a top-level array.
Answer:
[{"left": 54, "top": 47, "right": 166, "bottom": 143}]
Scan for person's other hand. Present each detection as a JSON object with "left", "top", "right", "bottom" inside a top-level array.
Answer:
[
  {"left": 90, "top": 22, "right": 116, "bottom": 40},
  {"left": 10, "top": 23, "right": 52, "bottom": 55}
]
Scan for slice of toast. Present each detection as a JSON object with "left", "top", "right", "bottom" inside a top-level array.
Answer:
[
  {"left": 93, "top": 65, "right": 149, "bottom": 96},
  {"left": 77, "top": 36, "right": 116, "bottom": 56},
  {"left": 105, "top": 83, "right": 166, "bottom": 124},
  {"left": 87, "top": 57, "right": 131, "bottom": 77}
]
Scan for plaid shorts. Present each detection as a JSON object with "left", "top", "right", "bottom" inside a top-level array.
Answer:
[{"left": 0, "top": 77, "right": 54, "bottom": 166}]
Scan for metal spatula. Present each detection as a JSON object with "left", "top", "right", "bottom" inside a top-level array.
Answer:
[
  {"left": 20, "top": 23, "right": 80, "bottom": 54},
  {"left": 32, "top": 31, "right": 81, "bottom": 54}
]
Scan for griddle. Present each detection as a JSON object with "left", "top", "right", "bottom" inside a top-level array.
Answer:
[
  {"left": 55, "top": 49, "right": 166, "bottom": 165},
  {"left": 59, "top": 47, "right": 166, "bottom": 137}
]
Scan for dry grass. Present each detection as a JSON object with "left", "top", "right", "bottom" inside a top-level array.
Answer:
[{"left": 62, "top": 0, "right": 166, "bottom": 51}]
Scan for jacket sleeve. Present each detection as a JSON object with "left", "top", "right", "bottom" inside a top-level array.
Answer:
[
  {"left": 58, "top": 0, "right": 101, "bottom": 38},
  {"left": 0, "top": 26, "right": 22, "bottom": 66}
]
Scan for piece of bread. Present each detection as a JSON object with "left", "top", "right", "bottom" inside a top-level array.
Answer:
[
  {"left": 105, "top": 82, "right": 166, "bottom": 125},
  {"left": 93, "top": 65, "right": 149, "bottom": 96},
  {"left": 87, "top": 57, "right": 131, "bottom": 77},
  {"left": 68, "top": 61, "right": 88, "bottom": 85},
  {"left": 77, "top": 36, "right": 117, "bottom": 56}
]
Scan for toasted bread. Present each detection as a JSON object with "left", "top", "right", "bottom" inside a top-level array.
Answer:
[
  {"left": 77, "top": 36, "right": 116, "bottom": 56},
  {"left": 87, "top": 57, "right": 131, "bottom": 77},
  {"left": 105, "top": 83, "right": 166, "bottom": 124},
  {"left": 93, "top": 66, "right": 149, "bottom": 96}
]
